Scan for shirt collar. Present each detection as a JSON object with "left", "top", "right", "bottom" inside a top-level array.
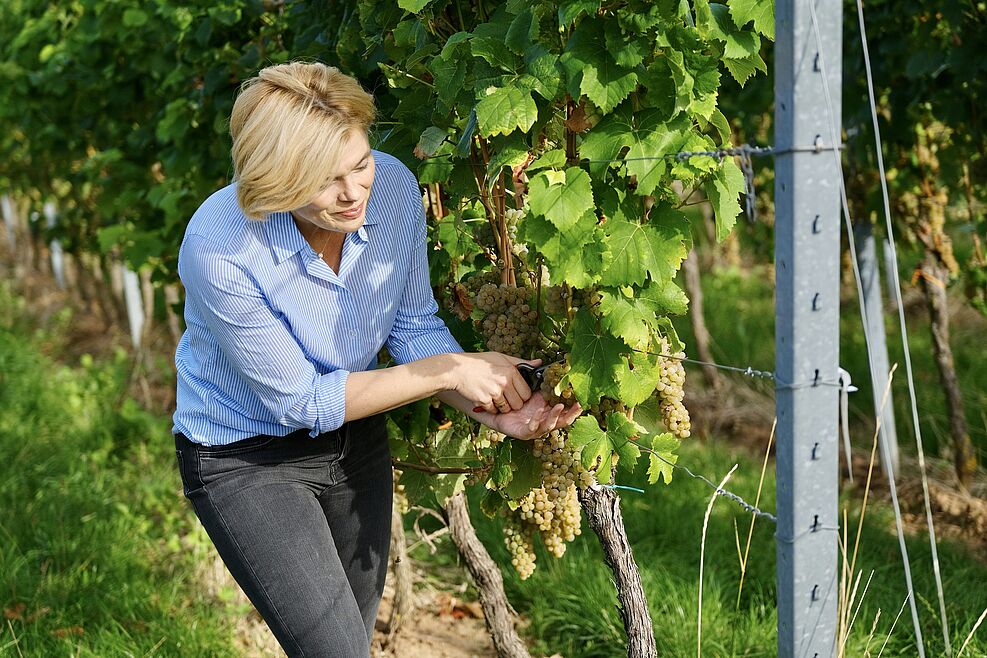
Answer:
[
  {"left": 265, "top": 197, "right": 378, "bottom": 264},
  {"left": 265, "top": 211, "right": 310, "bottom": 265}
]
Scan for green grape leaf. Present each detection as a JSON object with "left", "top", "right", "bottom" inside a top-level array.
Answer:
[
  {"left": 415, "top": 126, "right": 448, "bottom": 159},
  {"left": 625, "top": 122, "right": 691, "bottom": 197},
  {"left": 580, "top": 107, "right": 690, "bottom": 185},
  {"left": 568, "top": 417, "right": 615, "bottom": 482},
  {"left": 558, "top": 0, "right": 600, "bottom": 26},
  {"left": 655, "top": 317, "right": 685, "bottom": 353},
  {"left": 729, "top": 0, "right": 775, "bottom": 39},
  {"left": 581, "top": 60, "right": 638, "bottom": 115},
  {"left": 485, "top": 134, "right": 530, "bottom": 186},
  {"left": 398, "top": 0, "right": 434, "bottom": 13},
  {"left": 705, "top": 4, "right": 762, "bottom": 59},
  {"left": 519, "top": 213, "right": 605, "bottom": 288},
  {"left": 471, "top": 36, "right": 520, "bottom": 72},
  {"left": 506, "top": 8, "right": 537, "bottom": 54},
  {"left": 567, "top": 308, "right": 627, "bottom": 406},
  {"left": 632, "top": 397, "right": 663, "bottom": 435},
  {"left": 600, "top": 219, "right": 688, "bottom": 287},
  {"left": 475, "top": 85, "right": 537, "bottom": 137},
  {"left": 610, "top": 414, "right": 643, "bottom": 474},
  {"left": 527, "top": 167, "right": 595, "bottom": 231},
  {"left": 522, "top": 45, "right": 562, "bottom": 100},
  {"left": 647, "top": 433, "right": 681, "bottom": 484},
  {"left": 528, "top": 149, "right": 567, "bottom": 172},
  {"left": 490, "top": 440, "right": 514, "bottom": 489},
  {"left": 722, "top": 53, "right": 767, "bottom": 87},
  {"left": 480, "top": 488, "right": 505, "bottom": 518},
  {"left": 399, "top": 468, "right": 436, "bottom": 506},
  {"left": 616, "top": 352, "right": 664, "bottom": 407},
  {"left": 705, "top": 157, "right": 745, "bottom": 242},
  {"left": 638, "top": 278, "right": 689, "bottom": 317},
  {"left": 598, "top": 288, "right": 655, "bottom": 350},
  {"left": 431, "top": 472, "right": 469, "bottom": 504},
  {"left": 429, "top": 50, "right": 468, "bottom": 108},
  {"left": 560, "top": 20, "right": 638, "bottom": 113},
  {"left": 503, "top": 440, "right": 545, "bottom": 499},
  {"left": 568, "top": 414, "right": 643, "bottom": 482},
  {"left": 707, "top": 108, "right": 733, "bottom": 145},
  {"left": 604, "top": 20, "right": 651, "bottom": 69}
]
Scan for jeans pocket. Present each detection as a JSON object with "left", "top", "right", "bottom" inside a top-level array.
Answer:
[{"left": 175, "top": 447, "right": 202, "bottom": 499}]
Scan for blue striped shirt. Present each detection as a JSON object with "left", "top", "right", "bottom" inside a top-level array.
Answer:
[{"left": 173, "top": 151, "right": 463, "bottom": 446}]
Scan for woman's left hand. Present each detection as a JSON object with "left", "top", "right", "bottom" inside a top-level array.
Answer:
[{"left": 477, "top": 392, "right": 582, "bottom": 440}]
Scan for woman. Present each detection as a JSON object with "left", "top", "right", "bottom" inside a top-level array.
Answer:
[{"left": 172, "top": 61, "right": 580, "bottom": 657}]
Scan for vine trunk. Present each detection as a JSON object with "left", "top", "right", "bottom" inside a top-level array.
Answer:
[
  {"left": 579, "top": 485, "right": 657, "bottom": 658},
  {"left": 443, "top": 492, "right": 531, "bottom": 658}
]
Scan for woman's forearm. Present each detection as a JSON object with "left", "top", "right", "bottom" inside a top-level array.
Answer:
[{"left": 342, "top": 353, "right": 458, "bottom": 422}]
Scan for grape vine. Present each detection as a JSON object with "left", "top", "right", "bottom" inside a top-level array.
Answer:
[{"left": 364, "top": 0, "right": 767, "bottom": 579}]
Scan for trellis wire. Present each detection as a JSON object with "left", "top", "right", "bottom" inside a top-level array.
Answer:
[
  {"left": 854, "top": 0, "right": 952, "bottom": 652},
  {"left": 647, "top": 450, "right": 779, "bottom": 523},
  {"left": 639, "top": 347, "right": 848, "bottom": 390},
  {"left": 808, "top": 1, "right": 929, "bottom": 654}
]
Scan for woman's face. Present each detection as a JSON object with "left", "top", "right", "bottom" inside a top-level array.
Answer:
[{"left": 292, "top": 129, "right": 375, "bottom": 233}]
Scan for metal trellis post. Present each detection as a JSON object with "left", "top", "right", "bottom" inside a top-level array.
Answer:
[
  {"left": 855, "top": 220, "right": 900, "bottom": 474},
  {"left": 774, "top": 0, "right": 842, "bottom": 654},
  {"left": 43, "top": 201, "right": 66, "bottom": 290}
]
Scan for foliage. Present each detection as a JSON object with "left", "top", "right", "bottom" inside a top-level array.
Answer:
[
  {"left": 842, "top": 0, "right": 986, "bottom": 305},
  {"left": 0, "top": 0, "right": 347, "bottom": 278}
]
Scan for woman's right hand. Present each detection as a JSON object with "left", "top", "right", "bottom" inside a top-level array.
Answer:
[{"left": 447, "top": 352, "right": 539, "bottom": 414}]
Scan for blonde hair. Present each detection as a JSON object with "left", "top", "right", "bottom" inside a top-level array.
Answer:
[{"left": 229, "top": 62, "right": 376, "bottom": 220}]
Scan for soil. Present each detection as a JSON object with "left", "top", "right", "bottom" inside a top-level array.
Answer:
[{"left": 196, "top": 546, "right": 498, "bottom": 658}]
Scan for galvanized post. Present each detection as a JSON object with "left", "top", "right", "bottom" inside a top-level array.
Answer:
[
  {"left": 43, "top": 201, "right": 66, "bottom": 290},
  {"left": 123, "top": 266, "right": 145, "bottom": 349},
  {"left": 855, "top": 220, "right": 900, "bottom": 475},
  {"left": 774, "top": 0, "right": 842, "bottom": 655}
]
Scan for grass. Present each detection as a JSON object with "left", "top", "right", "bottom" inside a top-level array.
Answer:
[
  {"left": 433, "top": 436, "right": 987, "bottom": 657},
  {"left": 0, "top": 284, "right": 240, "bottom": 657},
  {"left": 677, "top": 262, "right": 987, "bottom": 463}
]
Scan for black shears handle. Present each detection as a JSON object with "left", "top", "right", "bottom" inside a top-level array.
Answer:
[{"left": 516, "top": 362, "right": 550, "bottom": 390}]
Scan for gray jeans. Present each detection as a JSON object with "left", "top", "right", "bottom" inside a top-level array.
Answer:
[{"left": 175, "top": 415, "right": 392, "bottom": 657}]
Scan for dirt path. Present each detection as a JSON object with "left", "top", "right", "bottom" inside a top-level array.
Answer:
[{"left": 198, "top": 548, "right": 499, "bottom": 658}]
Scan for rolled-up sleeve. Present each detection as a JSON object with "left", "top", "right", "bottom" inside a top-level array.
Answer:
[
  {"left": 180, "top": 234, "right": 348, "bottom": 435},
  {"left": 386, "top": 179, "right": 463, "bottom": 364}
]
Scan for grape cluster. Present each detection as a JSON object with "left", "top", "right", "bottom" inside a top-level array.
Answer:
[
  {"left": 541, "top": 286, "right": 601, "bottom": 317},
  {"left": 590, "top": 397, "right": 627, "bottom": 428},
  {"left": 503, "top": 517, "right": 536, "bottom": 580},
  {"left": 502, "top": 430, "right": 590, "bottom": 579},
  {"left": 474, "top": 426, "right": 506, "bottom": 450},
  {"left": 540, "top": 359, "right": 576, "bottom": 408},
  {"left": 656, "top": 337, "right": 691, "bottom": 439},
  {"left": 474, "top": 283, "right": 539, "bottom": 358}
]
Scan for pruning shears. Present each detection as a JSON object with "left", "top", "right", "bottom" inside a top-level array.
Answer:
[{"left": 516, "top": 362, "right": 554, "bottom": 390}]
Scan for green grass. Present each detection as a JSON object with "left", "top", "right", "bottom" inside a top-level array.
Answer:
[
  {"left": 433, "top": 437, "right": 987, "bottom": 657},
  {"left": 675, "top": 264, "right": 987, "bottom": 461},
  {"left": 0, "top": 284, "right": 239, "bottom": 657}
]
